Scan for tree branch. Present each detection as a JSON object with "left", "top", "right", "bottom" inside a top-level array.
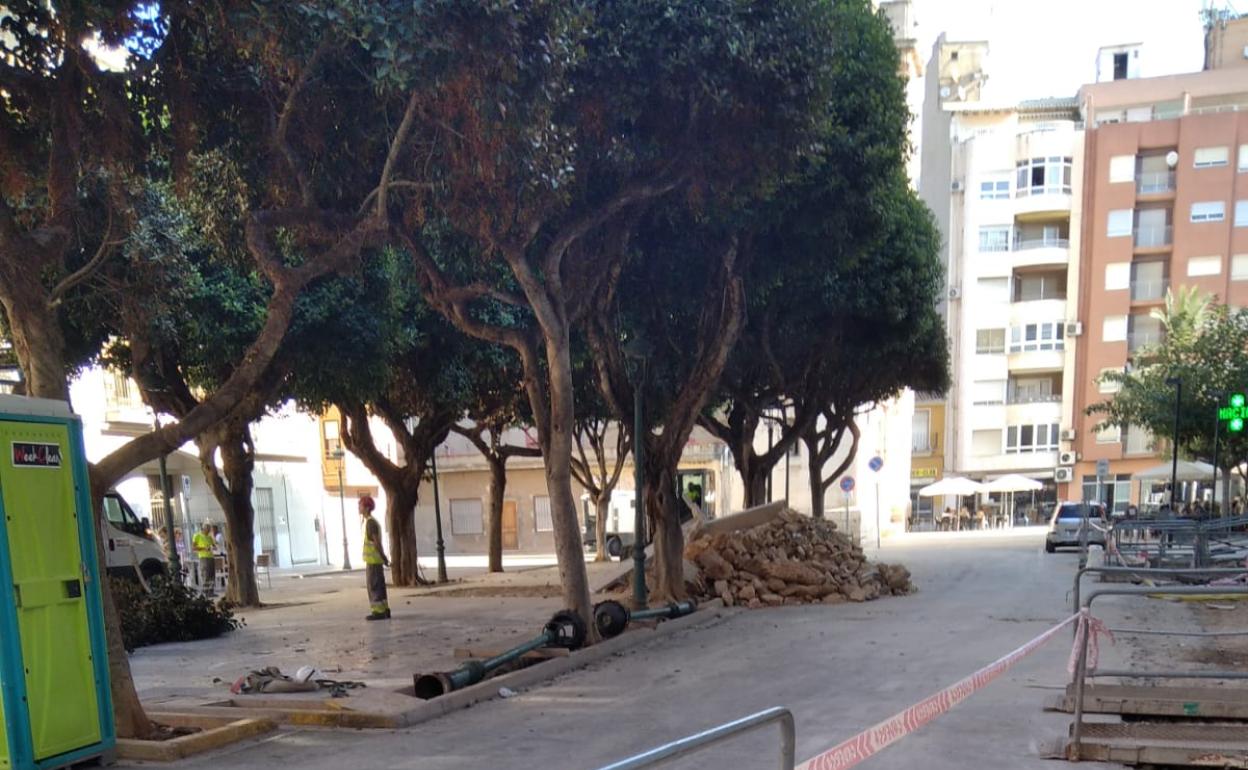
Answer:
[
  {"left": 48, "top": 208, "right": 122, "bottom": 308},
  {"left": 274, "top": 38, "right": 331, "bottom": 207}
]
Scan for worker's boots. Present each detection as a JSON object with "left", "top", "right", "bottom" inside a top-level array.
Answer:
[{"left": 366, "top": 610, "right": 391, "bottom": 621}]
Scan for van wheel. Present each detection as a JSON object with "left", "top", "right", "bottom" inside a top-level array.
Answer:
[
  {"left": 606, "top": 536, "right": 623, "bottom": 559},
  {"left": 140, "top": 561, "right": 167, "bottom": 581},
  {"left": 1044, "top": 541, "right": 1056, "bottom": 554}
]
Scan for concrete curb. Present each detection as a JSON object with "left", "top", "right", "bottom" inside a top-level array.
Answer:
[
  {"left": 117, "top": 713, "right": 277, "bottom": 761},
  {"left": 395, "top": 600, "right": 736, "bottom": 727}
]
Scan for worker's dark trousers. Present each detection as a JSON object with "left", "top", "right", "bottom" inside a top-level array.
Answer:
[
  {"left": 366, "top": 564, "right": 389, "bottom": 615},
  {"left": 200, "top": 556, "right": 216, "bottom": 595}
]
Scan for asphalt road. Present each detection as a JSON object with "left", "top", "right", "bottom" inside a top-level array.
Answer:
[{"left": 134, "top": 531, "right": 1115, "bottom": 769}]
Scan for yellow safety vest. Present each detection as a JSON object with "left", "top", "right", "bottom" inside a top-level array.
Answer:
[
  {"left": 362, "top": 516, "right": 383, "bottom": 565},
  {"left": 192, "top": 532, "right": 214, "bottom": 559}
]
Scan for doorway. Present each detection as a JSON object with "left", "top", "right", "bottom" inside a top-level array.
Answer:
[{"left": 502, "top": 500, "right": 519, "bottom": 550}]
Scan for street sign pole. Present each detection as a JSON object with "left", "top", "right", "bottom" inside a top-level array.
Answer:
[
  {"left": 840, "top": 476, "right": 855, "bottom": 540},
  {"left": 868, "top": 456, "right": 884, "bottom": 549}
]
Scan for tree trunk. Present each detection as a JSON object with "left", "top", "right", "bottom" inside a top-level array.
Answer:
[
  {"left": 541, "top": 334, "right": 595, "bottom": 630},
  {"left": 200, "top": 424, "right": 261, "bottom": 607},
  {"left": 804, "top": 430, "right": 826, "bottom": 520},
  {"left": 384, "top": 479, "right": 422, "bottom": 586},
  {"left": 88, "top": 477, "right": 155, "bottom": 739},
  {"left": 487, "top": 455, "right": 506, "bottom": 573},
  {"left": 594, "top": 494, "right": 610, "bottom": 562},
  {"left": 0, "top": 270, "right": 71, "bottom": 402},
  {"left": 743, "top": 450, "right": 769, "bottom": 509},
  {"left": 644, "top": 455, "right": 687, "bottom": 602}
]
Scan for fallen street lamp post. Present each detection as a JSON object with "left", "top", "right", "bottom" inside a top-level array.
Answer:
[
  {"left": 592, "top": 599, "right": 698, "bottom": 640},
  {"left": 623, "top": 335, "right": 653, "bottom": 610}
]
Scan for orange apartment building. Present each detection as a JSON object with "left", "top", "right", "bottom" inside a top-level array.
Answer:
[{"left": 1071, "top": 59, "right": 1248, "bottom": 511}]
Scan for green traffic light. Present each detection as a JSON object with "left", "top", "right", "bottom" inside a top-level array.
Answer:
[
  {"left": 1233, "top": 393, "right": 1246, "bottom": 409},
  {"left": 1232, "top": 417, "right": 1245, "bottom": 433}
]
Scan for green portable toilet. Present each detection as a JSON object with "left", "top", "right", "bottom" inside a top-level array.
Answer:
[{"left": 0, "top": 395, "right": 115, "bottom": 769}]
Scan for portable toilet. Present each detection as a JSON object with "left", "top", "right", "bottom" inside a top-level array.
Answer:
[{"left": 0, "top": 395, "right": 114, "bottom": 769}]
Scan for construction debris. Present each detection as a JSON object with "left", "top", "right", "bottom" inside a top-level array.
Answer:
[{"left": 684, "top": 509, "right": 915, "bottom": 608}]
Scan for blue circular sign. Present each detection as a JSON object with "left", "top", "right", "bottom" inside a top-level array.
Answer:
[
  {"left": 868, "top": 456, "right": 884, "bottom": 472},
  {"left": 840, "top": 476, "right": 855, "bottom": 493}
]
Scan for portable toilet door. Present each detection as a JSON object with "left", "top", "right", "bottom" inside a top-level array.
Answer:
[{"left": 0, "top": 395, "right": 115, "bottom": 770}]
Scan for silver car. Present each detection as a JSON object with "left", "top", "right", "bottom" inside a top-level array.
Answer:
[{"left": 1045, "top": 501, "right": 1108, "bottom": 553}]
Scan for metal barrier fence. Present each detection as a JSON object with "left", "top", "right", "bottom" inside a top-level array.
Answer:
[
  {"left": 594, "top": 707, "right": 795, "bottom": 770},
  {"left": 1107, "top": 515, "right": 1248, "bottom": 568},
  {"left": 1069, "top": 584, "right": 1248, "bottom": 760},
  {"left": 1070, "top": 565, "right": 1248, "bottom": 615}
]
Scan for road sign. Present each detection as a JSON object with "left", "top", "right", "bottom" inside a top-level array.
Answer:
[
  {"left": 1096, "top": 459, "right": 1109, "bottom": 478},
  {"left": 840, "top": 476, "right": 855, "bottom": 493},
  {"left": 868, "top": 456, "right": 884, "bottom": 472}
]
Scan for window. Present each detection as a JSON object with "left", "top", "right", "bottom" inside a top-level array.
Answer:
[
  {"left": 977, "top": 277, "right": 1009, "bottom": 303},
  {"left": 1007, "top": 322, "right": 1065, "bottom": 352},
  {"left": 1008, "top": 376, "right": 1057, "bottom": 404},
  {"left": 1128, "top": 313, "right": 1164, "bottom": 352},
  {"left": 1125, "top": 426, "right": 1154, "bottom": 455},
  {"left": 1102, "top": 315, "right": 1128, "bottom": 342},
  {"left": 1012, "top": 272, "right": 1066, "bottom": 302},
  {"left": 534, "top": 495, "right": 553, "bottom": 532},
  {"left": 971, "top": 429, "right": 1002, "bottom": 457},
  {"left": 979, "top": 178, "right": 1010, "bottom": 199},
  {"left": 1005, "top": 423, "right": 1060, "bottom": 454},
  {"left": 1193, "top": 146, "right": 1229, "bottom": 168},
  {"left": 1131, "top": 260, "right": 1167, "bottom": 301},
  {"left": 978, "top": 225, "right": 1010, "bottom": 252},
  {"left": 1240, "top": 144, "right": 1248, "bottom": 172},
  {"left": 323, "top": 420, "right": 341, "bottom": 458},
  {"left": 1104, "top": 262, "right": 1130, "bottom": 291},
  {"left": 1113, "top": 52, "right": 1128, "bottom": 80},
  {"left": 1081, "top": 474, "right": 1131, "bottom": 514},
  {"left": 1098, "top": 368, "right": 1123, "bottom": 394},
  {"left": 450, "top": 498, "right": 484, "bottom": 535},
  {"left": 911, "top": 410, "right": 931, "bottom": 453},
  {"left": 1191, "top": 201, "right": 1225, "bottom": 223},
  {"left": 976, "top": 328, "right": 1006, "bottom": 354},
  {"left": 1016, "top": 156, "right": 1073, "bottom": 196},
  {"left": 972, "top": 379, "right": 1006, "bottom": 405},
  {"left": 1233, "top": 254, "right": 1248, "bottom": 281},
  {"left": 1236, "top": 200, "right": 1248, "bottom": 227},
  {"left": 1095, "top": 423, "right": 1121, "bottom": 444},
  {"left": 1108, "top": 155, "right": 1136, "bottom": 183},
  {"left": 1187, "top": 255, "right": 1222, "bottom": 277},
  {"left": 1107, "top": 209, "right": 1133, "bottom": 237}
]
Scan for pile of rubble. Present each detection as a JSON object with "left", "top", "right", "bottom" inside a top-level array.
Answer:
[{"left": 685, "top": 509, "right": 915, "bottom": 608}]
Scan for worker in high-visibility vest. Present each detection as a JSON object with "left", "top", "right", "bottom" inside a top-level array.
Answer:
[
  {"left": 192, "top": 521, "right": 216, "bottom": 597},
  {"left": 359, "top": 495, "right": 390, "bottom": 620}
]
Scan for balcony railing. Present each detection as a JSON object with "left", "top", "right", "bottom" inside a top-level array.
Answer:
[
  {"left": 1130, "top": 279, "right": 1167, "bottom": 301},
  {"left": 1133, "top": 224, "right": 1172, "bottom": 248},
  {"left": 1015, "top": 184, "right": 1072, "bottom": 197},
  {"left": 1006, "top": 393, "right": 1062, "bottom": 405},
  {"left": 911, "top": 433, "right": 939, "bottom": 454},
  {"left": 1014, "top": 236, "right": 1069, "bottom": 250},
  {"left": 1136, "top": 170, "right": 1176, "bottom": 194}
]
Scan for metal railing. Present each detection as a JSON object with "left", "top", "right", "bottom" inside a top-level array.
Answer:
[
  {"left": 1069, "top": 583, "right": 1248, "bottom": 760},
  {"left": 1129, "top": 278, "right": 1167, "bottom": 301},
  {"left": 1135, "top": 170, "right": 1175, "bottom": 194},
  {"left": 595, "top": 707, "right": 795, "bottom": 770},
  {"left": 1133, "top": 224, "right": 1172, "bottom": 248},
  {"left": 1127, "top": 331, "right": 1162, "bottom": 352},
  {"left": 1006, "top": 392, "right": 1061, "bottom": 405},
  {"left": 911, "top": 433, "right": 939, "bottom": 454},
  {"left": 1014, "top": 236, "right": 1069, "bottom": 250},
  {"left": 1069, "top": 564, "right": 1248, "bottom": 615}
]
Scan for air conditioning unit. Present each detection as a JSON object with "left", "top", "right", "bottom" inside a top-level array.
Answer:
[
  {"left": 951, "top": 180, "right": 964, "bottom": 192},
  {"left": 948, "top": 286, "right": 962, "bottom": 300},
  {"left": 1065, "top": 321, "right": 1082, "bottom": 337},
  {"left": 1058, "top": 450, "right": 1078, "bottom": 466},
  {"left": 1054, "top": 467, "right": 1075, "bottom": 483},
  {"left": 1060, "top": 429, "right": 1077, "bottom": 442}
]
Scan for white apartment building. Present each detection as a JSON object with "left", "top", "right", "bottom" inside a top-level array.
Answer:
[{"left": 917, "top": 37, "right": 1085, "bottom": 521}]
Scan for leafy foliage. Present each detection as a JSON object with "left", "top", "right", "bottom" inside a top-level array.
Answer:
[{"left": 110, "top": 575, "right": 241, "bottom": 652}]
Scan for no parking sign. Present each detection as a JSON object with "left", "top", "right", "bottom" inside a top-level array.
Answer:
[{"left": 840, "top": 476, "right": 855, "bottom": 493}]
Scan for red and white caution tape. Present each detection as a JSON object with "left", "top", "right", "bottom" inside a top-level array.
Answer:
[
  {"left": 1067, "top": 609, "right": 1115, "bottom": 675},
  {"left": 797, "top": 612, "right": 1082, "bottom": 770}
]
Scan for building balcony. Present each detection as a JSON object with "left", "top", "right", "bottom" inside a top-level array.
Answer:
[
  {"left": 1127, "top": 330, "right": 1163, "bottom": 354},
  {"left": 1136, "top": 170, "right": 1176, "bottom": 196},
  {"left": 1005, "top": 401, "right": 1062, "bottom": 429},
  {"left": 1130, "top": 279, "right": 1167, "bottom": 302},
  {"left": 911, "top": 433, "right": 940, "bottom": 456},
  {"left": 1007, "top": 349, "right": 1065, "bottom": 373},
  {"left": 964, "top": 450, "right": 1059, "bottom": 474},
  {"left": 1010, "top": 238, "right": 1070, "bottom": 269},
  {"left": 1133, "top": 224, "right": 1172, "bottom": 250},
  {"left": 1006, "top": 392, "right": 1062, "bottom": 405},
  {"left": 1014, "top": 189, "right": 1073, "bottom": 218}
]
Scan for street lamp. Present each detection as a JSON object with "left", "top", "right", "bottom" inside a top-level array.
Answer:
[
  {"left": 1165, "top": 377, "right": 1182, "bottom": 511},
  {"left": 153, "top": 414, "right": 180, "bottom": 580},
  {"left": 330, "top": 448, "right": 352, "bottom": 570},
  {"left": 1211, "top": 391, "right": 1225, "bottom": 515},
  {"left": 429, "top": 448, "right": 448, "bottom": 583},
  {"left": 623, "top": 335, "right": 653, "bottom": 610}
]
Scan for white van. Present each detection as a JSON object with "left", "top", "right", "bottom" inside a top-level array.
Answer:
[{"left": 101, "top": 491, "right": 169, "bottom": 580}]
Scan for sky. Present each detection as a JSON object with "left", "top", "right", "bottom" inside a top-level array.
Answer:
[{"left": 911, "top": 0, "right": 1213, "bottom": 100}]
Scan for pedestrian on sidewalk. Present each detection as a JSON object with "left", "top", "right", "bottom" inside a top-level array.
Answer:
[
  {"left": 193, "top": 521, "right": 216, "bottom": 597},
  {"left": 360, "top": 495, "right": 390, "bottom": 620}
]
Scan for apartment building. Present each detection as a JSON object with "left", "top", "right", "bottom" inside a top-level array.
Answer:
[
  {"left": 914, "top": 37, "right": 1084, "bottom": 521},
  {"left": 1071, "top": 60, "right": 1248, "bottom": 511}
]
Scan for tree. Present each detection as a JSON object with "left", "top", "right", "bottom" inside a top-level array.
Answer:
[
  {"left": 1089, "top": 288, "right": 1248, "bottom": 507},
  {"left": 385, "top": 0, "right": 842, "bottom": 620},
  {"left": 453, "top": 346, "right": 542, "bottom": 573}
]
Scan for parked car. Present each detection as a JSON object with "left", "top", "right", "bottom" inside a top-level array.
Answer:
[
  {"left": 1045, "top": 501, "right": 1108, "bottom": 553},
  {"left": 101, "top": 491, "right": 168, "bottom": 580}
]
